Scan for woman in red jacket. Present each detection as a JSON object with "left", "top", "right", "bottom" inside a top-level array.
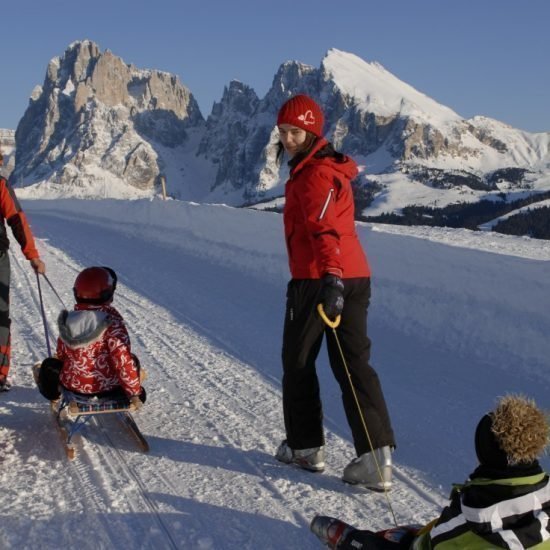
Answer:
[{"left": 274, "top": 95, "right": 395, "bottom": 490}]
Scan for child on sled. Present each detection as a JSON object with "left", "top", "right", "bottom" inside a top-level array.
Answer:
[
  {"left": 36, "top": 266, "right": 146, "bottom": 410},
  {"left": 311, "top": 394, "right": 550, "bottom": 549}
]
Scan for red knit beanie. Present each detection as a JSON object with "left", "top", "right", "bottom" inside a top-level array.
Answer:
[{"left": 277, "top": 94, "right": 324, "bottom": 137}]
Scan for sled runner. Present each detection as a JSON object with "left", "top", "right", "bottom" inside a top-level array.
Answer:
[
  {"left": 51, "top": 389, "right": 149, "bottom": 459},
  {"left": 33, "top": 362, "right": 148, "bottom": 460},
  {"left": 33, "top": 357, "right": 148, "bottom": 459}
]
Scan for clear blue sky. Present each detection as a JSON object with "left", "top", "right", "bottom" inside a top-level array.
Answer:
[{"left": 2, "top": 0, "right": 549, "bottom": 133}]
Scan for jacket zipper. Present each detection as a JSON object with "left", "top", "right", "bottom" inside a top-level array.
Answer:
[{"left": 318, "top": 188, "right": 334, "bottom": 220}]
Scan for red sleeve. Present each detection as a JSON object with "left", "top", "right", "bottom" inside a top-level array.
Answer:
[
  {"left": 106, "top": 322, "right": 141, "bottom": 398},
  {"left": 296, "top": 166, "right": 343, "bottom": 278},
  {"left": 0, "top": 179, "right": 39, "bottom": 260}
]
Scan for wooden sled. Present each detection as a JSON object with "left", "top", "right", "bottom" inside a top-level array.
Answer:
[
  {"left": 34, "top": 362, "right": 149, "bottom": 459},
  {"left": 54, "top": 392, "right": 149, "bottom": 459}
]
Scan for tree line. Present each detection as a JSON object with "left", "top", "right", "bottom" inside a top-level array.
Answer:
[{"left": 360, "top": 191, "right": 550, "bottom": 240}]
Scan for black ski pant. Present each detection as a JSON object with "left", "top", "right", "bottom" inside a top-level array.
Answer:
[
  {"left": 339, "top": 528, "right": 416, "bottom": 549},
  {"left": 281, "top": 277, "right": 395, "bottom": 455}
]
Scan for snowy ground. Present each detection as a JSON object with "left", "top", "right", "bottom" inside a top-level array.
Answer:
[{"left": 1, "top": 198, "right": 549, "bottom": 549}]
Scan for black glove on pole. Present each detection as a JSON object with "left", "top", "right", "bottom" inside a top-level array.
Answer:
[{"left": 320, "top": 274, "right": 344, "bottom": 320}]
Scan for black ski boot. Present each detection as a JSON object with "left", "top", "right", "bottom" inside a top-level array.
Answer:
[{"left": 310, "top": 515, "right": 353, "bottom": 548}]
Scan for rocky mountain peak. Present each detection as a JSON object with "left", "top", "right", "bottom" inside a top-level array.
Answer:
[
  {"left": 12, "top": 40, "right": 204, "bottom": 194},
  {"left": 212, "top": 80, "right": 259, "bottom": 119},
  {"left": 0, "top": 129, "right": 16, "bottom": 178}
]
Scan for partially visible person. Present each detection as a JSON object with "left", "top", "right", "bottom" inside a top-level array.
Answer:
[
  {"left": 36, "top": 266, "right": 145, "bottom": 409},
  {"left": 0, "top": 149, "right": 45, "bottom": 391},
  {"left": 310, "top": 394, "right": 550, "bottom": 549},
  {"left": 274, "top": 94, "right": 395, "bottom": 490}
]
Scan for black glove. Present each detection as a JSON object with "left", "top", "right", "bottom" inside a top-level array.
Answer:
[{"left": 320, "top": 274, "right": 344, "bottom": 320}]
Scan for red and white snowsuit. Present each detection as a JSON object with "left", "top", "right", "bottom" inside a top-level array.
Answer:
[{"left": 57, "top": 304, "right": 141, "bottom": 398}]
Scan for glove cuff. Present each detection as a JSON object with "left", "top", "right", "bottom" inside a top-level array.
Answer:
[
  {"left": 324, "top": 268, "right": 343, "bottom": 278},
  {"left": 322, "top": 273, "right": 344, "bottom": 290}
]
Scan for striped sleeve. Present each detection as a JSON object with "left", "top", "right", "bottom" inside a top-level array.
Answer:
[
  {"left": 431, "top": 476, "right": 550, "bottom": 549},
  {"left": 0, "top": 178, "right": 39, "bottom": 260}
]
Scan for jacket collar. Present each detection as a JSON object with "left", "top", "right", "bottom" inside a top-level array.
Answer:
[
  {"left": 288, "top": 138, "right": 328, "bottom": 176},
  {"left": 470, "top": 460, "right": 542, "bottom": 481},
  {"left": 58, "top": 304, "right": 122, "bottom": 348}
]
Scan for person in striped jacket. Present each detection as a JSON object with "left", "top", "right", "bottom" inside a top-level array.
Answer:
[{"left": 311, "top": 394, "right": 550, "bottom": 549}]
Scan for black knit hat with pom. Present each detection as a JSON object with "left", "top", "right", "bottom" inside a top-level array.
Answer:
[
  {"left": 475, "top": 414, "right": 509, "bottom": 468},
  {"left": 475, "top": 395, "right": 549, "bottom": 469}
]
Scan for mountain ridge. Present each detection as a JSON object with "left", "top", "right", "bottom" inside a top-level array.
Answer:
[{"left": 10, "top": 41, "right": 550, "bottom": 236}]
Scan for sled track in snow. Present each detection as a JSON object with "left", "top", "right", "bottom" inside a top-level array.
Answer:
[
  {"left": 10, "top": 227, "right": 442, "bottom": 547},
  {"left": 113, "top": 272, "right": 442, "bottom": 530},
  {"left": 101, "top": 254, "right": 442, "bottom": 529},
  {"left": 11, "top": 250, "right": 182, "bottom": 549},
  {"left": 115, "top": 286, "right": 317, "bottom": 530},
  {"left": 93, "top": 417, "right": 180, "bottom": 549}
]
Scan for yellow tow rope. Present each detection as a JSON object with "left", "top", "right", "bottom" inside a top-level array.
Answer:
[{"left": 317, "top": 303, "right": 398, "bottom": 527}]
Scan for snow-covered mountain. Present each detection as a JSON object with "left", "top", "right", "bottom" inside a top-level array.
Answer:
[
  {"left": 11, "top": 41, "right": 550, "bottom": 218},
  {"left": 11, "top": 41, "right": 207, "bottom": 198},
  {"left": 0, "top": 128, "right": 15, "bottom": 178}
]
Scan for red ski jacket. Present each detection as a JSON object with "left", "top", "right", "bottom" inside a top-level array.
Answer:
[
  {"left": 57, "top": 304, "right": 141, "bottom": 398},
  {"left": 0, "top": 176, "right": 39, "bottom": 259},
  {"left": 283, "top": 139, "right": 371, "bottom": 279}
]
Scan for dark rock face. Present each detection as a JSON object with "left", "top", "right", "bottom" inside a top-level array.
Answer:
[
  {"left": 0, "top": 129, "right": 15, "bottom": 178},
  {"left": 12, "top": 40, "right": 204, "bottom": 193}
]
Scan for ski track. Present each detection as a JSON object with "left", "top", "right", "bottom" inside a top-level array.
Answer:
[{"left": 1, "top": 225, "right": 442, "bottom": 549}]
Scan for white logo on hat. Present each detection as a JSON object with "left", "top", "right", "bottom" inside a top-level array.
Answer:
[{"left": 297, "top": 110, "right": 315, "bottom": 125}]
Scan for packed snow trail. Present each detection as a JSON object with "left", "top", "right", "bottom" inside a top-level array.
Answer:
[
  {"left": 1, "top": 198, "right": 548, "bottom": 549},
  {"left": 0, "top": 202, "right": 442, "bottom": 549}
]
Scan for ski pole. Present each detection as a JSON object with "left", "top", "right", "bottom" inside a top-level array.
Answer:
[
  {"left": 41, "top": 273, "right": 68, "bottom": 309},
  {"left": 36, "top": 273, "right": 53, "bottom": 357},
  {"left": 317, "top": 303, "right": 398, "bottom": 527}
]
